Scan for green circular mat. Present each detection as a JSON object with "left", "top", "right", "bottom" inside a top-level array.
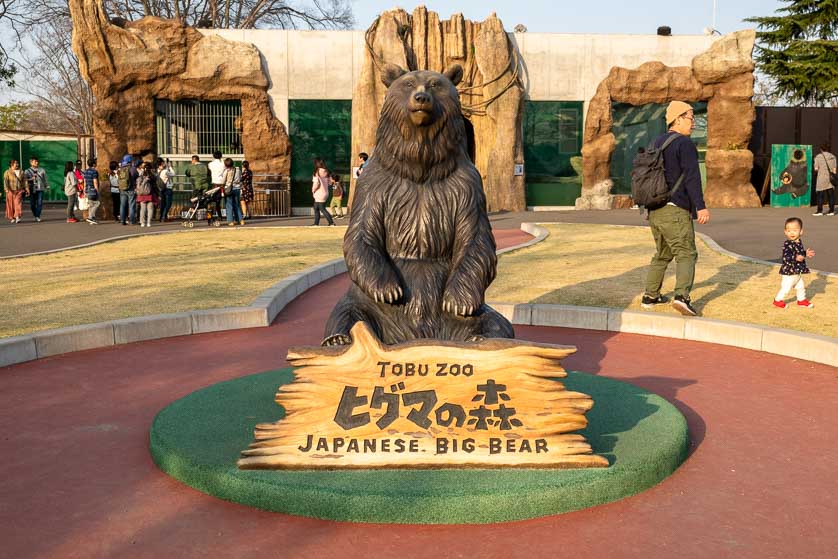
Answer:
[{"left": 150, "top": 369, "right": 688, "bottom": 524}]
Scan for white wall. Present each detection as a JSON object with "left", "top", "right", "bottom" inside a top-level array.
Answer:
[
  {"left": 203, "top": 29, "right": 364, "bottom": 127},
  {"left": 512, "top": 33, "right": 717, "bottom": 103},
  {"left": 202, "top": 29, "right": 721, "bottom": 127}
]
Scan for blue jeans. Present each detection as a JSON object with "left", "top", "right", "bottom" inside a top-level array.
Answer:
[
  {"left": 159, "top": 188, "right": 173, "bottom": 221},
  {"left": 225, "top": 189, "right": 242, "bottom": 223},
  {"left": 313, "top": 202, "right": 334, "bottom": 225},
  {"left": 30, "top": 190, "right": 44, "bottom": 218},
  {"left": 119, "top": 190, "right": 136, "bottom": 224}
]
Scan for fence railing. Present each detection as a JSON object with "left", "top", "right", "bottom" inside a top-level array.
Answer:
[{"left": 169, "top": 174, "right": 291, "bottom": 218}]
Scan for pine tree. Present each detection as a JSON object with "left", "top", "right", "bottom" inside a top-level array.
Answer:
[{"left": 746, "top": 0, "right": 838, "bottom": 106}]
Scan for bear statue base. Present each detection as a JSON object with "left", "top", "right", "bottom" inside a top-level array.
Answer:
[{"left": 239, "top": 322, "right": 608, "bottom": 470}]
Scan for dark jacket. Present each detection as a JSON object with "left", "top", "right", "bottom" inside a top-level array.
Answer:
[
  {"left": 654, "top": 131, "right": 706, "bottom": 218},
  {"left": 128, "top": 165, "right": 139, "bottom": 190},
  {"left": 186, "top": 163, "right": 210, "bottom": 191}
]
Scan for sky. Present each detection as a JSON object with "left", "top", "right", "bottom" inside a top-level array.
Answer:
[
  {"left": 349, "top": 0, "right": 784, "bottom": 35},
  {"left": 0, "top": 0, "right": 784, "bottom": 104}
]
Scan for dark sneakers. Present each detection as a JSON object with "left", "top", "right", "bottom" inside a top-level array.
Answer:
[
  {"left": 672, "top": 295, "right": 698, "bottom": 316},
  {"left": 641, "top": 294, "right": 670, "bottom": 309}
]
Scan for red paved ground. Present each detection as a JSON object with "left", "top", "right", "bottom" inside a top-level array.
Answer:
[{"left": 1, "top": 230, "right": 837, "bottom": 558}]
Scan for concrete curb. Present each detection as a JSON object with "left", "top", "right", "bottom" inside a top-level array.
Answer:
[
  {"left": 489, "top": 301, "right": 838, "bottom": 368},
  {"left": 497, "top": 222, "right": 549, "bottom": 255},
  {"left": 3, "top": 222, "right": 837, "bottom": 372}
]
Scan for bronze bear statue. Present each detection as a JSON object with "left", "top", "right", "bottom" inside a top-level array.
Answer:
[{"left": 322, "top": 63, "right": 515, "bottom": 346}]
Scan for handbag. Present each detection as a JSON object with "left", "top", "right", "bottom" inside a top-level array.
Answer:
[{"left": 78, "top": 196, "right": 89, "bottom": 210}]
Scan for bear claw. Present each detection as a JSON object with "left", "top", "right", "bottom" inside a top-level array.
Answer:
[
  {"left": 373, "top": 286, "right": 403, "bottom": 305},
  {"left": 442, "top": 300, "right": 476, "bottom": 317},
  {"left": 322, "top": 334, "right": 352, "bottom": 347}
]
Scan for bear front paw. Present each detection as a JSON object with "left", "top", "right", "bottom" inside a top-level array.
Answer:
[
  {"left": 441, "top": 292, "right": 480, "bottom": 317},
  {"left": 367, "top": 276, "right": 403, "bottom": 305}
]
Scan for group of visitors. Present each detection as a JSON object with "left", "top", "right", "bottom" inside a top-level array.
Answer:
[
  {"left": 309, "top": 152, "right": 367, "bottom": 227},
  {"left": 61, "top": 156, "right": 174, "bottom": 225},
  {"left": 3, "top": 157, "right": 49, "bottom": 223},
  {"left": 55, "top": 151, "right": 254, "bottom": 227},
  {"left": 187, "top": 151, "right": 254, "bottom": 226}
]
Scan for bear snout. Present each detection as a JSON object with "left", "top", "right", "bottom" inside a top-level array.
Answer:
[
  {"left": 413, "top": 91, "right": 432, "bottom": 105},
  {"left": 408, "top": 89, "right": 435, "bottom": 126}
]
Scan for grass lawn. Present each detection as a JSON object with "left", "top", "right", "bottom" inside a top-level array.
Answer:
[
  {"left": 4, "top": 223, "right": 835, "bottom": 341},
  {"left": 0, "top": 228, "right": 344, "bottom": 338},
  {"left": 487, "top": 223, "right": 838, "bottom": 339}
]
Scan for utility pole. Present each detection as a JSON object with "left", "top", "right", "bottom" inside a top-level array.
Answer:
[{"left": 712, "top": 0, "right": 717, "bottom": 33}]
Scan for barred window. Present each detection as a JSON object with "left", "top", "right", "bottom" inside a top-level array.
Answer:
[{"left": 155, "top": 100, "right": 243, "bottom": 156}]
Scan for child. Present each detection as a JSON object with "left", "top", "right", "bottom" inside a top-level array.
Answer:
[
  {"left": 135, "top": 162, "right": 154, "bottom": 227},
  {"left": 82, "top": 159, "right": 100, "bottom": 224},
  {"left": 355, "top": 152, "right": 368, "bottom": 178},
  {"left": 329, "top": 173, "right": 344, "bottom": 218},
  {"left": 773, "top": 217, "right": 815, "bottom": 308}
]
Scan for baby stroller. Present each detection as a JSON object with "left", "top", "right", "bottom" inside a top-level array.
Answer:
[{"left": 182, "top": 186, "right": 223, "bottom": 228}]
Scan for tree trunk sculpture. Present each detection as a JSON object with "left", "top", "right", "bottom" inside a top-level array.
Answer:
[{"left": 351, "top": 7, "right": 525, "bottom": 213}]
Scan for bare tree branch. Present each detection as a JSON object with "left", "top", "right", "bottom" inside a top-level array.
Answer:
[{"left": 17, "top": 17, "right": 93, "bottom": 134}]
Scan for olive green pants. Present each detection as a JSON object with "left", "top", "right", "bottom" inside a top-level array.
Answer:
[{"left": 644, "top": 204, "right": 698, "bottom": 299}]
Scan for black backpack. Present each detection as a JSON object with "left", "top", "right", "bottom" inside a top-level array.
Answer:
[{"left": 631, "top": 133, "right": 685, "bottom": 209}]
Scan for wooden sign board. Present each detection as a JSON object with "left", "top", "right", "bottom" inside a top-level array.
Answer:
[{"left": 238, "top": 322, "right": 608, "bottom": 470}]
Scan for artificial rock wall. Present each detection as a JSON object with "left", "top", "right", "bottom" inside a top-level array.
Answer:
[
  {"left": 69, "top": 0, "right": 290, "bottom": 178},
  {"left": 577, "top": 30, "right": 761, "bottom": 209},
  {"left": 352, "top": 7, "right": 526, "bottom": 212}
]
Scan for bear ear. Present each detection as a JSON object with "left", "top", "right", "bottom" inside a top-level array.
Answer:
[
  {"left": 443, "top": 64, "right": 464, "bottom": 87},
  {"left": 381, "top": 64, "right": 407, "bottom": 88}
]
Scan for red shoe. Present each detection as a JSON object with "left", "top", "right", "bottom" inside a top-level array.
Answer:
[
  {"left": 772, "top": 300, "right": 786, "bottom": 309},
  {"left": 67, "top": 218, "right": 78, "bottom": 223},
  {"left": 797, "top": 299, "right": 814, "bottom": 308}
]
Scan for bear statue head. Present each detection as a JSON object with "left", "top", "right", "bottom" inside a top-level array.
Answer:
[
  {"left": 374, "top": 64, "right": 467, "bottom": 182},
  {"left": 380, "top": 64, "right": 464, "bottom": 128}
]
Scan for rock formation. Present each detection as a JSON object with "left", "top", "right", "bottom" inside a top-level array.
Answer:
[
  {"left": 69, "top": 0, "right": 290, "bottom": 191},
  {"left": 352, "top": 7, "right": 525, "bottom": 212},
  {"left": 577, "top": 30, "right": 760, "bottom": 209}
]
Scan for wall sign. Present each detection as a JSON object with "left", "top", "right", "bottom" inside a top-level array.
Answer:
[{"left": 239, "top": 322, "right": 608, "bottom": 470}]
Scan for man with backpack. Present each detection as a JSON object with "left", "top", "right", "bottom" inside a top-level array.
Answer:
[
  {"left": 117, "top": 154, "right": 138, "bottom": 225},
  {"left": 636, "top": 100, "right": 709, "bottom": 317}
]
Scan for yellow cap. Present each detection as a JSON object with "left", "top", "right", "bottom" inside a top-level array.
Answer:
[{"left": 665, "top": 101, "right": 693, "bottom": 125}]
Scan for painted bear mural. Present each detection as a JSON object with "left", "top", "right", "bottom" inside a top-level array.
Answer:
[
  {"left": 322, "top": 64, "right": 515, "bottom": 346},
  {"left": 773, "top": 148, "right": 810, "bottom": 199}
]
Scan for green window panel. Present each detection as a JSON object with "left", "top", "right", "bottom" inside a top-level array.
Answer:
[
  {"left": 288, "top": 100, "right": 352, "bottom": 207},
  {"left": 523, "top": 101, "right": 583, "bottom": 206},
  {"left": 610, "top": 102, "right": 707, "bottom": 195},
  {"left": 0, "top": 140, "right": 78, "bottom": 201}
]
